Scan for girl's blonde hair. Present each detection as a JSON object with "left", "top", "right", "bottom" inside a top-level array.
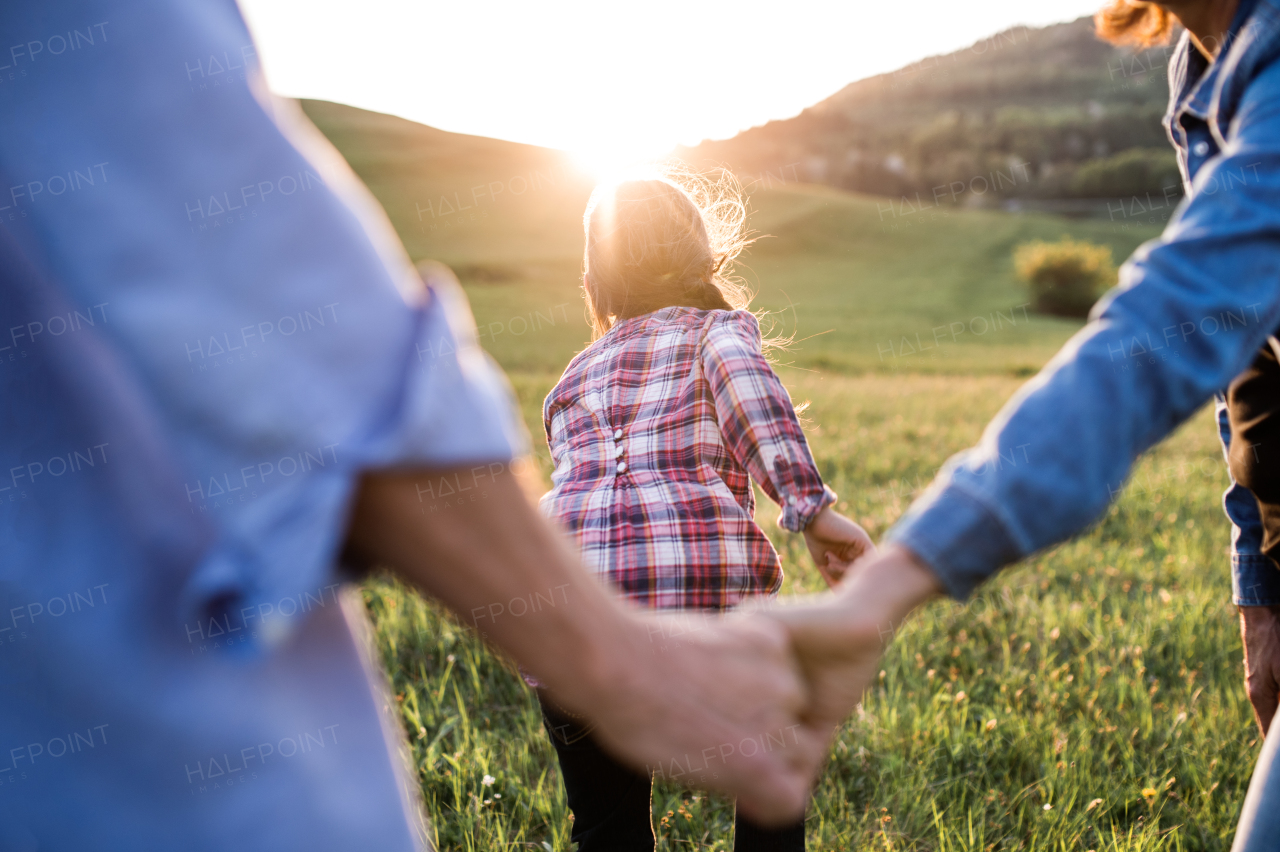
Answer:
[
  {"left": 582, "top": 166, "right": 754, "bottom": 339},
  {"left": 1094, "top": 0, "right": 1176, "bottom": 47}
]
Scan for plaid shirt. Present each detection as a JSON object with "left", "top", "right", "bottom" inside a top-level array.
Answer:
[{"left": 540, "top": 307, "right": 835, "bottom": 611}]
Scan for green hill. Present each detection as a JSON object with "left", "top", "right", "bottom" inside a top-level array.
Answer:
[
  {"left": 679, "top": 18, "right": 1181, "bottom": 205},
  {"left": 301, "top": 98, "right": 1165, "bottom": 378}
]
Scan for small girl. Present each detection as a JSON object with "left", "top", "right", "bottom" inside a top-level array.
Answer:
[{"left": 538, "top": 169, "right": 873, "bottom": 852}]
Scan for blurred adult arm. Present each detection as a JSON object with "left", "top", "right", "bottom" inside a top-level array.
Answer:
[
  {"left": 347, "top": 463, "right": 818, "bottom": 824},
  {"left": 0, "top": 2, "right": 819, "bottom": 823},
  {"left": 884, "top": 64, "right": 1280, "bottom": 599},
  {"left": 773, "top": 51, "right": 1280, "bottom": 736}
]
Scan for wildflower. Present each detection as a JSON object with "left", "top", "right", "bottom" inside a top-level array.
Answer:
[
  {"left": 985, "top": 719, "right": 998, "bottom": 731},
  {"left": 1087, "top": 798, "right": 1103, "bottom": 811},
  {"left": 482, "top": 774, "right": 495, "bottom": 786},
  {"left": 1043, "top": 803, "right": 1052, "bottom": 811},
  {"left": 1141, "top": 787, "right": 1157, "bottom": 801}
]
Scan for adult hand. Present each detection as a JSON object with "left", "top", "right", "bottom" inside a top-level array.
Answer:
[
  {"left": 764, "top": 545, "right": 942, "bottom": 740},
  {"left": 803, "top": 506, "right": 877, "bottom": 588},
  {"left": 348, "top": 464, "right": 817, "bottom": 826},
  {"left": 1240, "top": 605, "right": 1280, "bottom": 735},
  {"left": 586, "top": 610, "right": 826, "bottom": 825}
]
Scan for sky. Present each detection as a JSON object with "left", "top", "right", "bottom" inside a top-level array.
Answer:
[{"left": 238, "top": 0, "right": 1103, "bottom": 172}]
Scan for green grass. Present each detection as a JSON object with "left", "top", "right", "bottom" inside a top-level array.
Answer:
[
  {"left": 300, "top": 100, "right": 1255, "bottom": 850},
  {"left": 364, "top": 374, "right": 1252, "bottom": 852}
]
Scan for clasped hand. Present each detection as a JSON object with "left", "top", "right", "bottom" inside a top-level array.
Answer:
[{"left": 623, "top": 510, "right": 939, "bottom": 825}]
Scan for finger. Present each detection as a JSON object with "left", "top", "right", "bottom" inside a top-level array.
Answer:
[
  {"left": 817, "top": 564, "right": 838, "bottom": 589},
  {"left": 730, "top": 730, "right": 817, "bottom": 826},
  {"left": 733, "top": 719, "right": 835, "bottom": 825},
  {"left": 733, "top": 767, "right": 808, "bottom": 826},
  {"left": 820, "top": 554, "right": 845, "bottom": 587}
]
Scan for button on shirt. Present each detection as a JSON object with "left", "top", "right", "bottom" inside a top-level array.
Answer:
[
  {"left": 886, "top": 0, "right": 1280, "bottom": 602},
  {"left": 0, "top": 2, "right": 525, "bottom": 848},
  {"left": 541, "top": 307, "right": 835, "bottom": 611}
]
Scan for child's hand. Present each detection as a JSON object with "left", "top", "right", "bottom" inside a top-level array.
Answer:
[{"left": 803, "top": 506, "right": 876, "bottom": 589}]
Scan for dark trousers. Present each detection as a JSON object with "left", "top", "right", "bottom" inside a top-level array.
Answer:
[
  {"left": 539, "top": 697, "right": 805, "bottom": 852},
  {"left": 1227, "top": 335, "right": 1280, "bottom": 565}
]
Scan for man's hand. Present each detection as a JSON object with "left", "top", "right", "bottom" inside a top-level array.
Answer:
[
  {"left": 764, "top": 545, "right": 942, "bottom": 740},
  {"left": 1241, "top": 605, "right": 1280, "bottom": 734},
  {"left": 347, "top": 463, "right": 817, "bottom": 825},
  {"left": 586, "top": 610, "right": 828, "bottom": 824},
  {"left": 803, "top": 506, "right": 876, "bottom": 588}
]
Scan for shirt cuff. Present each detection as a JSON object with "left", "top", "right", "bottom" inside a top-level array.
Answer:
[
  {"left": 885, "top": 482, "right": 1024, "bottom": 600},
  {"left": 781, "top": 484, "right": 837, "bottom": 533},
  {"left": 1233, "top": 553, "right": 1280, "bottom": 606}
]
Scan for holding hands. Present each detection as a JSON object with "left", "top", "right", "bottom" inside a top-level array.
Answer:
[
  {"left": 803, "top": 505, "right": 877, "bottom": 588},
  {"left": 766, "top": 545, "right": 941, "bottom": 738}
]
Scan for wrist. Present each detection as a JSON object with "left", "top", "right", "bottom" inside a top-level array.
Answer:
[
  {"left": 833, "top": 544, "right": 941, "bottom": 636},
  {"left": 804, "top": 504, "right": 831, "bottom": 532},
  {"left": 803, "top": 488, "right": 839, "bottom": 529}
]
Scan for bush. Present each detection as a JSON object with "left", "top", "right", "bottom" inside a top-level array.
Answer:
[
  {"left": 1069, "top": 147, "right": 1182, "bottom": 198},
  {"left": 1014, "top": 238, "right": 1115, "bottom": 318}
]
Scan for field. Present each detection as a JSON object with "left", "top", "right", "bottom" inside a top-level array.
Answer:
[{"left": 302, "top": 100, "right": 1259, "bottom": 851}]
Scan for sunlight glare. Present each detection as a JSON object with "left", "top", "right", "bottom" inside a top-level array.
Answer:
[{"left": 565, "top": 127, "right": 681, "bottom": 184}]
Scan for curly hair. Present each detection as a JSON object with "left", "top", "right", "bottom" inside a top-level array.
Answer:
[
  {"left": 581, "top": 165, "right": 755, "bottom": 339},
  {"left": 1094, "top": 0, "right": 1177, "bottom": 46}
]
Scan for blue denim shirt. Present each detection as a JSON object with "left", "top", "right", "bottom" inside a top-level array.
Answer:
[
  {"left": 889, "top": 0, "right": 1280, "bottom": 604},
  {"left": 0, "top": 1, "right": 524, "bottom": 847}
]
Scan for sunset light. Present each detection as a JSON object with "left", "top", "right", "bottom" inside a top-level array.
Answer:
[{"left": 238, "top": 0, "right": 1102, "bottom": 160}]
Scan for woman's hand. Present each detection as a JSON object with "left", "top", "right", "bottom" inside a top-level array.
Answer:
[
  {"left": 765, "top": 544, "right": 942, "bottom": 739},
  {"left": 803, "top": 506, "right": 876, "bottom": 588}
]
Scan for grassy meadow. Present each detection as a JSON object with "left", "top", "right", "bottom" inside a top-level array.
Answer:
[{"left": 301, "top": 100, "right": 1259, "bottom": 851}]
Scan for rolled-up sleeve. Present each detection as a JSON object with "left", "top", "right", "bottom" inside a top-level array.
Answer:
[
  {"left": 1215, "top": 397, "right": 1280, "bottom": 605},
  {"left": 887, "top": 68, "right": 1280, "bottom": 599},
  {"left": 0, "top": 1, "right": 526, "bottom": 641},
  {"left": 700, "top": 311, "right": 835, "bottom": 532}
]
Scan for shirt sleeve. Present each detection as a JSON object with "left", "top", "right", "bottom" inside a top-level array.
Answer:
[
  {"left": 1216, "top": 396, "right": 1280, "bottom": 605},
  {"left": 699, "top": 311, "right": 835, "bottom": 532},
  {"left": 0, "top": 2, "right": 527, "bottom": 642},
  {"left": 887, "top": 59, "right": 1280, "bottom": 600}
]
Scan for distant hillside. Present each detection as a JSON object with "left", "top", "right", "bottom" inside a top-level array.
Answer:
[
  {"left": 300, "top": 99, "right": 1163, "bottom": 378},
  {"left": 680, "top": 18, "right": 1181, "bottom": 205},
  {"left": 300, "top": 99, "right": 595, "bottom": 274}
]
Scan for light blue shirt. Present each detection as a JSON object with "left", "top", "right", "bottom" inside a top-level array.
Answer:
[
  {"left": 889, "top": 0, "right": 1280, "bottom": 602},
  {"left": 0, "top": 1, "right": 524, "bottom": 848}
]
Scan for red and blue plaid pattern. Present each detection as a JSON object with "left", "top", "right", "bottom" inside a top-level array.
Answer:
[{"left": 540, "top": 307, "right": 835, "bottom": 611}]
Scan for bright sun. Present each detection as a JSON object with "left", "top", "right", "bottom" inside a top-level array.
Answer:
[
  {"left": 566, "top": 149, "right": 659, "bottom": 186},
  {"left": 563, "top": 124, "right": 687, "bottom": 184}
]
